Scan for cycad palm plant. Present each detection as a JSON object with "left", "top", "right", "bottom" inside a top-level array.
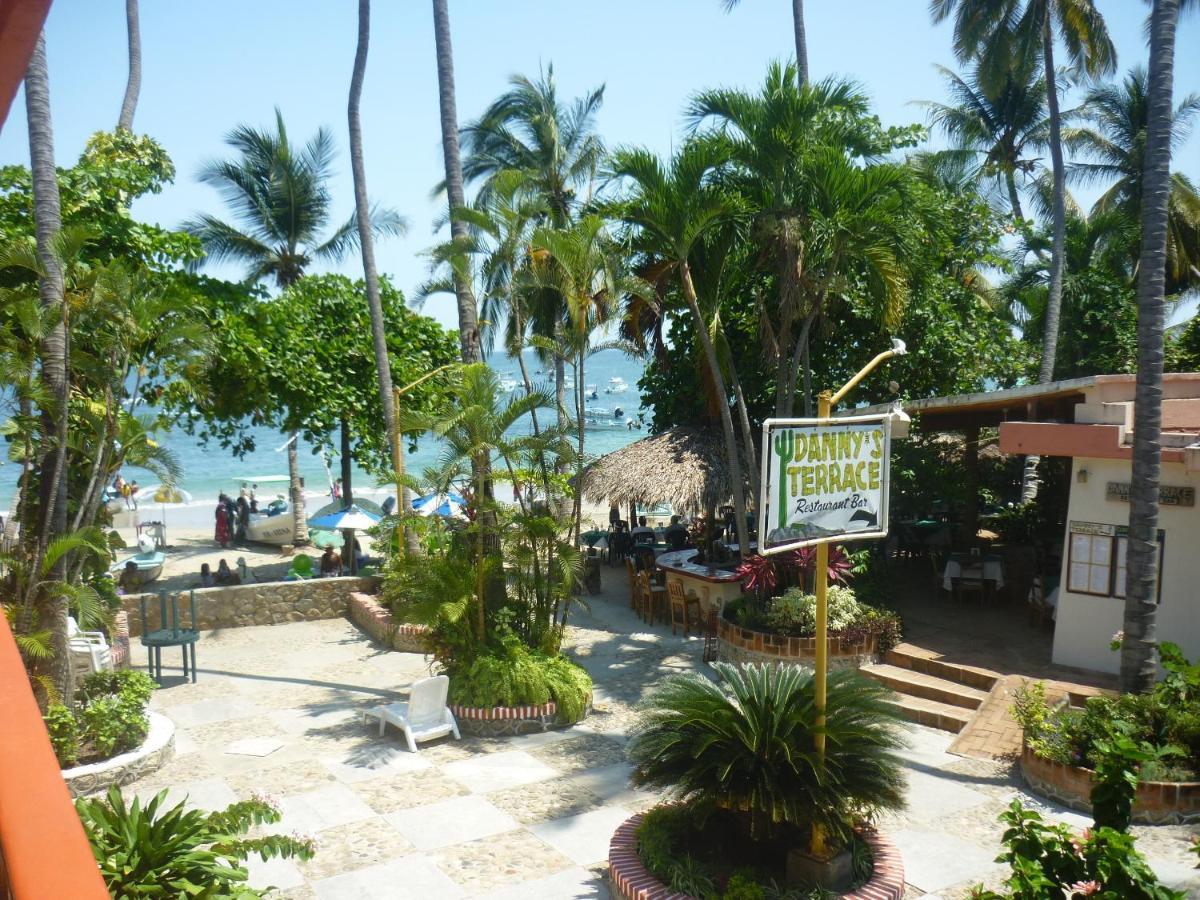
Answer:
[
  {"left": 629, "top": 662, "right": 907, "bottom": 846},
  {"left": 184, "top": 109, "right": 404, "bottom": 544}
]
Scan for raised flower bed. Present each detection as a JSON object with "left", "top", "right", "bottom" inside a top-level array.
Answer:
[
  {"left": 449, "top": 694, "right": 594, "bottom": 737},
  {"left": 716, "top": 615, "right": 878, "bottom": 670},
  {"left": 609, "top": 813, "right": 905, "bottom": 900},
  {"left": 1020, "top": 744, "right": 1200, "bottom": 825},
  {"left": 347, "top": 591, "right": 432, "bottom": 653},
  {"left": 62, "top": 710, "right": 175, "bottom": 797}
]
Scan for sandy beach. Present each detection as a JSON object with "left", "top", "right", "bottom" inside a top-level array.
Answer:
[{"left": 109, "top": 486, "right": 622, "bottom": 595}]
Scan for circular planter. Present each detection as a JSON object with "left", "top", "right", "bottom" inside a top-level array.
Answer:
[
  {"left": 716, "top": 616, "right": 878, "bottom": 671},
  {"left": 608, "top": 811, "right": 905, "bottom": 900},
  {"left": 450, "top": 695, "right": 593, "bottom": 737},
  {"left": 1019, "top": 744, "right": 1200, "bottom": 825},
  {"left": 62, "top": 710, "right": 175, "bottom": 798}
]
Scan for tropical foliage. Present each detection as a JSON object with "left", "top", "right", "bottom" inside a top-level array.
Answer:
[{"left": 77, "top": 785, "right": 316, "bottom": 898}]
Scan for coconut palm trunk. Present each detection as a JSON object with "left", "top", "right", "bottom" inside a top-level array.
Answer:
[
  {"left": 24, "top": 33, "right": 73, "bottom": 700},
  {"left": 1120, "top": 0, "right": 1181, "bottom": 695},
  {"left": 681, "top": 263, "right": 750, "bottom": 555},
  {"left": 792, "top": 0, "right": 808, "bottom": 86},
  {"left": 431, "top": 0, "right": 481, "bottom": 365},
  {"left": 349, "top": 0, "right": 397, "bottom": 449},
  {"left": 288, "top": 434, "right": 308, "bottom": 546},
  {"left": 117, "top": 0, "right": 141, "bottom": 131}
]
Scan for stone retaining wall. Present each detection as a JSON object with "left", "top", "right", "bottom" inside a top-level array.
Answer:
[
  {"left": 1020, "top": 744, "right": 1200, "bottom": 825},
  {"left": 122, "top": 576, "right": 378, "bottom": 636},
  {"left": 346, "top": 591, "right": 432, "bottom": 653},
  {"left": 716, "top": 617, "right": 877, "bottom": 671},
  {"left": 62, "top": 710, "right": 175, "bottom": 798},
  {"left": 607, "top": 812, "right": 904, "bottom": 899}
]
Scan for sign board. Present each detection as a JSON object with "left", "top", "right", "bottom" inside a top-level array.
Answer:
[
  {"left": 758, "top": 414, "right": 892, "bottom": 555},
  {"left": 1105, "top": 482, "right": 1195, "bottom": 507}
]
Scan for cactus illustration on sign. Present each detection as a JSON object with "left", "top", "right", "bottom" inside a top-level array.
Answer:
[{"left": 772, "top": 429, "right": 795, "bottom": 530}]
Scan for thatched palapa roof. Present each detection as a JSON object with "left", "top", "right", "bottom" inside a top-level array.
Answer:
[{"left": 582, "top": 426, "right": 739, "bottom": 516}]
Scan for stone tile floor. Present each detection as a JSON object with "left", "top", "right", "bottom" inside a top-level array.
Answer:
[{"left": 121, "top": 569, "right": 1199, "bottom": 899}]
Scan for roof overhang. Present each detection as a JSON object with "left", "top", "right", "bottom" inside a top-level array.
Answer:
[{"left": 0, "top": 1, "right": 52, "bottom": 129}]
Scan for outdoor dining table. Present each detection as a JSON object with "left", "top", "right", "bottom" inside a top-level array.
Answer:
[{"left": 942, "top": 552, "right": 1006, "bottom": 596}]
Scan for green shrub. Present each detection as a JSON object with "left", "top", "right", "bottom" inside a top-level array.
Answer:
[
  {"left": 77, "top": 785, "right": 316, "bottom": 898},
  {"left": 44, "top": 703, "right": 80, "bottom": 767},
  {"left": 447, "top": 647, "right": 592, "bottom": 724},
  {"left": 766, "top": 585, "right": 860, "bottom": 634},
  {"left": 629, "top": 662, "right": 907, "bottom": 847}
]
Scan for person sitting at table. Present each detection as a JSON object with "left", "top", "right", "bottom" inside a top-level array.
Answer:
[
  {"left": 630, "top": 516, "right": 654, "bottom": 545},
  {"left": 664, "top": 515, "right": 689, "bottom": 550}
]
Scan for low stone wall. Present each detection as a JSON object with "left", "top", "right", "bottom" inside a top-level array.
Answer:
[
  {"left": 1020, "top": 744, "right": 1200, "bottom": 825},
  {"left": 607, "top": 812, "right": 904, "bottom": 900},
  {"left": 347, "top": 591, "right": 431, "bottom": 654},
  {"left": 122, "top": 576, "right": 378, "bottom": 636},
  {"left": 63, "top": 710, "right": 175, "bottom": 798},
  {"left": 716, "top": 617, "right": 877, "bottom": 671}
]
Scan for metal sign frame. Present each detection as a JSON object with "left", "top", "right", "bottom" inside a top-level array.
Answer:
[{"left": 757, "top": 413, "right": 893, "bottom": 556}]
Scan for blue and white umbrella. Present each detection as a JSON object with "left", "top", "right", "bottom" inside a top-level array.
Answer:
[
  {"left": 307, "top": 503, "right": 382, "bottom": 531},
  {"left": 411, "top": 492, "right": 466, "bottom": 518}
]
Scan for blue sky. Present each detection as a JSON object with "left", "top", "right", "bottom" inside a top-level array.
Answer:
[{"left": 1, "top": 0, "right": 1197, "bottom": 331}]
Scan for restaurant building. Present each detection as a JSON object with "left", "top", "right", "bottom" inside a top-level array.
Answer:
[{"left": 853, "top": 374, "right": 1200, "bottom": 676}]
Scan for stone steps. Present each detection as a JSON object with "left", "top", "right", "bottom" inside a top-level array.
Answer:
[
  {"left": 885, "top": 644, "right": 1000, "bottom": 692},
  {"left": 860, "top": 663, "right": 989, "bottom": 711}
]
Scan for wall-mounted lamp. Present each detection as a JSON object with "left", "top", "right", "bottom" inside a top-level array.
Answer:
[
  {"left": 1077, "top": 467, "right": 1089, "bottom": 484},
  {"left": 888, "top": 401, "right": 911, "bottom": 440}
]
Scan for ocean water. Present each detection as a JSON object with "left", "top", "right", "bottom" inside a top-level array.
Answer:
[{"left": 0, "top": 348, "right": 647, "bottom": 513}]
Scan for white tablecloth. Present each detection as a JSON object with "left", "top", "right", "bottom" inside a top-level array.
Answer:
[{"left": 943, "top": 557, "right": 1005, "bottom": 591}]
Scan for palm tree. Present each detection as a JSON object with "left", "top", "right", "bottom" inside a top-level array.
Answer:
[
  {"left": 721, "top": 0, "right": 809, "bottom": 87},
  {"left": 609, "top": 141, "right": 753, "bottom": 555},
  {"left": 688, "top": 64, "right": 908, "bottom": 419},
  {"left": 22, "top": 32, "right": 72, "bottom": 700},
  {"left": 1121, "top": 0, "right": 1192, "bottom": 694},
  {"left": 348, "top": 0, "right": 401, "bottom": 493},
  {"left": 431, "top": 0, "right": 482, "bottom": 365},
  {"left": 117, "top": 0, "right": 141, "bottom": 131},
  {"left": 184, "top": 110, "right": 403, "bottom": 544},
  {"left": 930, "top": 0, "right": 1115, "bottom": 392},
  {"left": 921, "top": 59, "right": 1048, "bottom": 224},
  {"left": 457, "top": 67, "right": 606, "bottom": 437},
  {"left": 1067, "top": 66, "right": 1200, "bottom": 294},
  {"left": 628, "top": 662, "right": 906, "bottom": 845}
]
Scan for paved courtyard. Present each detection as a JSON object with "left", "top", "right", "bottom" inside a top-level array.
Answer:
[{"left": 123, "top": 570, "right": 1200, "bottom": 899}]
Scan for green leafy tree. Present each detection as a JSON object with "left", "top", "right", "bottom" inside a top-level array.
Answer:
[{"left": 183, "top": 109, "right": 404, "bottom": 544}]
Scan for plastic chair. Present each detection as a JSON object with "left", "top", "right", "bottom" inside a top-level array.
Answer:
[
  {"left": 67, "top": 616, "right": 112, "bottom": 676},
  {"left": 139, "top": 591, "right": 200, "bottom": 683},
  {"left": 362, "top": 675, "right": 461, "bottom": 752}
]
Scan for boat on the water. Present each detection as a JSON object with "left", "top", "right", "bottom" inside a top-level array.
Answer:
[
  {"left": 604, "top": 376, "right": 629, "bottom": 394},
  {"left": 498, "top": 376, "right": 519, "bottom": 393},
  {"left": 244, "top": 506, "right": 296, "bottom": 545}
]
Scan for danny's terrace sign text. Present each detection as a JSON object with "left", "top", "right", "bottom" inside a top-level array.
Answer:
[{"left": 758, "top": 415, "right": 893, "bottom": 555}]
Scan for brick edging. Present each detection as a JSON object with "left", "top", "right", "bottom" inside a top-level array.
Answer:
[
  {"left": 607, "top": 811, "right": 904, "bottom": 899},
  {"left": 111, "top": 610, "right": 130, "bottom": 670},
  {"left": 346, "top": 591, "right": 431, "bottom": 653},
  {"left": 449, "top": 701, "right": 558, "bottom": 721},
  {"left": 716, "top": 616, "right": 877, "bottom": 666},
  {"left": 1020, "top": 744, "right": 1200, "bottom": 825}
]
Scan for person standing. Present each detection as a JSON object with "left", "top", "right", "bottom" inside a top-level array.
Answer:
[
  {"left": 249, "top": 483, "right": 259, "bottom": 512},
  {"left": 235, "top": 492, "right": 251, "bottom": 545},
  {"left": 129, "top": 480, "right": 140, "bottom": 509},
  {"left": 214, "top": 494, "right": 231, "bottom": 548}
]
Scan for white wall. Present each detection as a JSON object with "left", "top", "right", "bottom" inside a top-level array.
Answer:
[{"left": 1053, "top": 457, "right": 1200, "bottom": 674}]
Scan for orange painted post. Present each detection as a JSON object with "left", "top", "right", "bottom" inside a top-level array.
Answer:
[{"left": 0, "top": 615, "right": 108, "bottom": 899}]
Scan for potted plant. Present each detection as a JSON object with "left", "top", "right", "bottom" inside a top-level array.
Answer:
[{"left": 617, "top": 661, "right": 908, "bottom": 896}]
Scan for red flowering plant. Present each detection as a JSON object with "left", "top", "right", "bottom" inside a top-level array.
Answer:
[
  {"left": 789, "top": 545, "right": 854, "bottom": 591},
  {"left": 734, "top": 554, "right": 779, "bottom": 604}
]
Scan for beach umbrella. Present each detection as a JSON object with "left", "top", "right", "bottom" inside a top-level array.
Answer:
[
  {"left": 152, "top": 485, "right": 193, "bottom": 504},
  {"left": 411, "top": 492, "right": 466, "bottom": 518},
  {"left": 306, "top": 504, "right": 382, "bottom": 531}
]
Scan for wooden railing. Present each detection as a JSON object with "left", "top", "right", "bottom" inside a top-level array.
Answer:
[{"left": 0, "top": 614, "right": 108, "bottom": 899}]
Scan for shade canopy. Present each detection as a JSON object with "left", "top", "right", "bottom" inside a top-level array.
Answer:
[
  {"left": 581, "top": 426, "right": 742, "bottom": 516},
  {"left": 307, "top": 504, "right": 381, "bottom": 531},
  {"left": 144, "top": 484, "right": 193, "bottom": 505},
  {"left": 412, "top": 492, "right": 466, "bottom": 518}
]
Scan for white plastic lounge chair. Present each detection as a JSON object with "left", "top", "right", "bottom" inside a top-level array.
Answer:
[
  {"left": 362, "top": 674, "right": 460, "bottom": 752},
  {"left": 67, "top": 615, "right": 113, "bottom": 675}
]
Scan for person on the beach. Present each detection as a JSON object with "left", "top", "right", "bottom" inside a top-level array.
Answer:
[
  {"left": 113, "top": 474, "right": 125, "bottom": 497},
  {"left": 121, "top": 479, "right": 133, "bottom": 509},
  {"left": 235, "top": 492, "right": 251, "bottom": 544},
  {"left": 214, "top": 494, "right": 231, "bottom": 547},
  {"left": 215, "top": 558, "right": 240, "bottom": 586},
  {"left": 224, "top": 494, "right": 238, "bottom": 541},
  {"left": 117, "top": 560, "right": 140, "bottom": 594},
  {"left": 249, "top": 484, "right": 258, "bottom": 512},
  {"left": 319, "top": 545, "right": 341, "bottom": 577},
  {"left": 129, "top": 480, "right": 139, "bottom": 509},
  {"left": 331, "top": 478, "right": 342, "bottom": 501},
  {"left": 199, "top": 562, "right": 214, "bottom": 588}
]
